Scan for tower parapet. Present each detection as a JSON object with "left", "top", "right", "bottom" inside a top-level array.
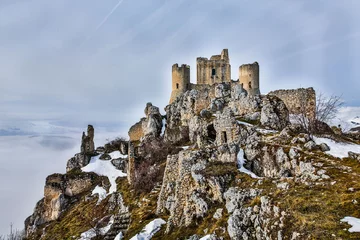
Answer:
[
  {"left": 239, "top": 62, "right": 260, "bottom": 95},
  {"left": 169, "top": 64, "right": 190, "bottom": 104},
  {"left": 196, "top": 49, "right": 231, "bottom": 85}
]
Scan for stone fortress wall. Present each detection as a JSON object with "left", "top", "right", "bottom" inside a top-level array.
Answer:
[
  {"left": 169, "top": 49, "right": 260, "bottom": 104},
  {"left": 196, "top": 49, "right": 231, "bottom": 85},
  {"left": 268, "top": 87, "right": 316, "bottom": 119}
]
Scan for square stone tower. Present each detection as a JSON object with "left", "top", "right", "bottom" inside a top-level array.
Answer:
[
  {"left": 196, "top": 49, "right": 231, "bottom": 85},
  {"left": 169, "top": 63, "right": 191, "bottom": 104}
]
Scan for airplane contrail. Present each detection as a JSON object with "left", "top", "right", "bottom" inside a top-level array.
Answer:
[
  {"left": 95, "top": 0, "right": 126, "bottom": 32},
  {"left": 80, "top": 0, "right": 126, "bottom": 46}
]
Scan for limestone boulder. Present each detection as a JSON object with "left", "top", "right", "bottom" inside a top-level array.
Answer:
[
  {"left": 349, "top": 151, "right": 360, "bottom": 161},
  {"left": 319, "top": 143, "right": 330, "bottom": 152},
  {"left": 260, "top": 96, "right": 290, "bottom": 130},
  {"left": 142, "top": 103, "right": 163, "bottom": 138},
  {"left": 66, "top": 153, "right": 91, "bottom": 172},
  {"left": 304, "top": 141, "right": 317, "bottom": 151}
]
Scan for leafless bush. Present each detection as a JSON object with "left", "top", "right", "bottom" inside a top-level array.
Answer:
[
  {"left": 0, "top": 223, "right": 24, "bottom": 240},
  {"left": 295, "top": 92, "right": 343, "bottom": 135},
  {"left": 316, "top": 93, "right": 343, "bottom": 124},
  {"left": 104, "top": 137, "right": 128, "bottom": 153},
  {"left": 133, "top": 159, "right": 165, "bottom": 194},
  {"left": 132, "top": 137, "right": 181, "bottom": 194}
]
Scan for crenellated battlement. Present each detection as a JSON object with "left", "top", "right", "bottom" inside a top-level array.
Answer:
[{"left": 169, "top": 49, "right": 260, "bottom": 103}]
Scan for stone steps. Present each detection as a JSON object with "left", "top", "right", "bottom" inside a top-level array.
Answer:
[{"left": 104, "top": 212, "right": 131, "bottom": 239}]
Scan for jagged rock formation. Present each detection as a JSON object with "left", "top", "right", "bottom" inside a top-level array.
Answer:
[
  {"left": 66, "top": 125, "right": 96, "bottom": 172},
  {"left": 25, "top": 172, "right": 99, "bottom": 237},
  {"left": 24, "top": 51, "right": 360, "bottom": 239}
]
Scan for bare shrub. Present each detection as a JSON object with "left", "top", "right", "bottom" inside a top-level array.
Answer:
[
  {"left": 133, "top": 159, "right": 165, "bottom": 194},
  {"left": 104, "top": 137, "right": 128, "bottom": 153},
  {"left": 295, "top": 92, "right": 343, "bottom": 135},
  {"left": 316, "top": 93, "right": 343, "bottom": 124},
  {"left": 132, "top": 137, "right": 181, "bottom": 194},
  {"left": 0, "top": 223, "right": 24, "bottom": 240}
]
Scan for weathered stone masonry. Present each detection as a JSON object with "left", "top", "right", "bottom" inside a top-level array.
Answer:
[
  {"left": 269, "top": 87, "right": 316, "bottom": 119},
  {"left": 169, "top": 49, "right": 260, "bottom": 104}
]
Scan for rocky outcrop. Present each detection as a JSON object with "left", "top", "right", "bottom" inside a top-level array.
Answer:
[
  {"left": 143, "top": 102, "right": 163, "bottom": 138},
  {"left": 260, "top": 95, "right": 290, "bottom": 130},
  {"left": 128, "top": 103, "right": 163, "bottom": 142},
  {"left": 81, "top": 125, "right": 95, "bottom": 154},
  {"left": 66, "top": 125, "right": 96, "bottom": 172},
  {"left": 244, "top": 143, "right": 294, "bottom": 178},
  {"left": 157, "top": 149, "right": 234, "bottom": 232},
  {"left": 164, "top": 82, "right": 289, "bottom": 148},
  {"left": 25, "top": 172, "right": 99, "bottom": 236},
  {"left": 349, "top": 151, "right": 360, "bottom": 161},
  {"left": 225, "top": 188, "right": 287, "bottom": 240},
  {"left": 128, "top": 120, "right": 144, "bottom": 142},
  {"left": 27, "top": 80, "right": 344, "bottom": 240}
]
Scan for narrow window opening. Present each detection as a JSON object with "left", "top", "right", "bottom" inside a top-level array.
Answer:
[
  {"left": 176, "top": 83, "right": 179, "bottom": 89},
  {"left": 249, "top": 81, "right": 252, "bottom": 89},
  {"left": 221, "top": 131, "right": 227, "bottom": 143},
  {"left": 207, "top": 124, "right": 216, "bottom": 143},
  {"left": 212, "top": 68, "right": 216, "bottom": 76}
]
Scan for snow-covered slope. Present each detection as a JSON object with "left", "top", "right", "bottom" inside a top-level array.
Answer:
[
  {"left": 330, "top": 107, "right": 360, "bottom": 132},
  {"left": 82, "top": 153, "right": 127, "bottom": 194}
]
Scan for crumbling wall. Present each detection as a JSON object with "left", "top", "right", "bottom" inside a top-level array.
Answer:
[
  {"left": 196, "top": 49, "right": 231, "bottom": 85},
  {"left": 268, "top": 87, "right": 316, "bottom": 119}
]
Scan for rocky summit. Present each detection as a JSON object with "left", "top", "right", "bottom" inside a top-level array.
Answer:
[{"left": 24, "top": 52, "right": 360, "bottom": 240}]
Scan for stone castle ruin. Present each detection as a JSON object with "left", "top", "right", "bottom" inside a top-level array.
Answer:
[
  {"left": 27, "top": 48, "right": 348, "bottom": 240},
  {"left": 169, "top": 49, "right": 260, "bottom": 103},
  {"left": 169, "top": 49, "right": 315, "bottom": 118}
]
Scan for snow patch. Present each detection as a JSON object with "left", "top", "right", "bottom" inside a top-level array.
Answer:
[
  {"left": 114, "top": 232, "right": 123, "bottom": 240},
  {"left": 199, "top": 235, "right": 212, "bottom": 240},
  {"left": 82, "top": 155, "right": 127, "bottom": 194},
  {"left": 129, "top": 218, "right": 166, "bottom": 240},
  {"left": 341, "top": 216, "right": 360, "bottom": 232},
  {"left": 236, "top": 120, "right": 253, "bottom": 126},
  {"left": 91, "top": 186, "right": 107, "bottom": 204},
  {"left": 257, "top": 128, "right": 278, "bottom": 134},
  {"left": 329, "top": 107, "right": 360, "bottom": 132},
  {"left": 237, "top": 149, "right": 259, "bottom": 178},
  {"left": 313, "top": 137, "right": 360, "bottom": 158},
  {"left": 109, "top": 150, "right": 127, "bottom": 159},
  {"left": 236, "top": 120, "right": 277, "bottom": 134},
  {"left": 161, "top": 118, "right": 166, "bottom": 136},
  {"left": 79, "top": 216, "right": 114, "bottom": 240}
]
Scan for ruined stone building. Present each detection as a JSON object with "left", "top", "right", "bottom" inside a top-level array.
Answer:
[{"left": 169, "top": 49, "right": 260, "bottom": 103}]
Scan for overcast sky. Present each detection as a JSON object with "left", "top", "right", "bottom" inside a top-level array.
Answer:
[
  {"left": 1, "top": 0, "right": 360, "bottom": 129},
  {"left": 0, "top": 0, "right": 360, "bottom": 235}
]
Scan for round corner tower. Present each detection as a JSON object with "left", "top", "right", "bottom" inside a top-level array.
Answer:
[
  {"left": 169, "top": 63, "right": 190, "bottom": 104},
  {"left": 239, "top": 62, "right": 260, "bottom": 96}
]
